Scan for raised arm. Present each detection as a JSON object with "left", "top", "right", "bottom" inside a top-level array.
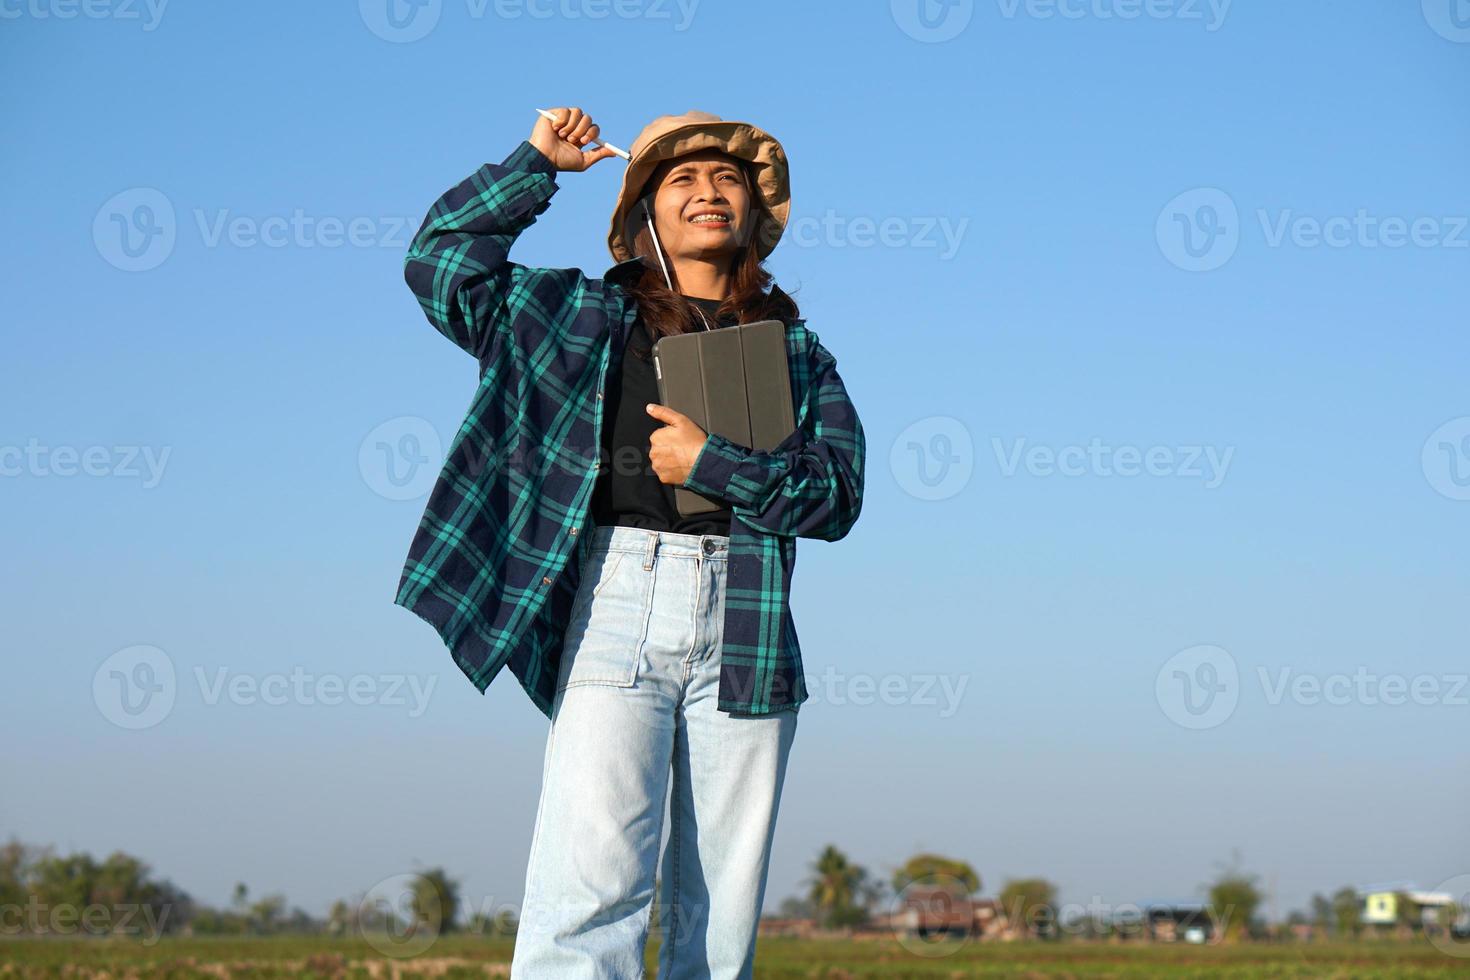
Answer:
[
  {"left": 680, "top": 334, "right": 866, "bottom": 541},
  {"left": 402, "top": 108, "right": 619, "bottom": 359}
]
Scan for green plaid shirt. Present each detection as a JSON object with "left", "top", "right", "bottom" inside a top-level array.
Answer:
[{"left": 396, "top": 139, "right": 865, "bottom": 717}]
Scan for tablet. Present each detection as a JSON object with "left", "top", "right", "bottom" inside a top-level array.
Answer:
[{"left": 653, "top": 319, "right": 798, "bottom": 516}]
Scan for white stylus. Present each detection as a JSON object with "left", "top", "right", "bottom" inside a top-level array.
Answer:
[{"left": 534, "top": 108, "right": 631, "bottom": 161}]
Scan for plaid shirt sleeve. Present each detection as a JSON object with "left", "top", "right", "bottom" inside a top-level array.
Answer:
[
  {"left": 402, "top": 140, "right": 559, "bottom": 360},
  {"left": 681, "top": 334, "right": 865, "bottom": 542}
]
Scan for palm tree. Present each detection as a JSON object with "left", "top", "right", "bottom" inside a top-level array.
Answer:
[{"left": 806, "top": 845, "right": 870, "bottom": 928}]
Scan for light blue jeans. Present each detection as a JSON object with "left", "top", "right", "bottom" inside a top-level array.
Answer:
[{"left": 510, "top": 524, "right": 799, "bottom": 979}]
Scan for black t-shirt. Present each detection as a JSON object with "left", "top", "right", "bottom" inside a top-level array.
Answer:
[{"left": 590, "top": 295, "right": 737, "bottom": 536}]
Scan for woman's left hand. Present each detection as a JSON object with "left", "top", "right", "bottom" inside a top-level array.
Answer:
[{"left": 646, "top": 403, "right": 709, "bottom": 485}]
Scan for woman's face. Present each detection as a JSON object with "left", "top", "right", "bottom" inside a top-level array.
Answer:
[{"left": 648, "top": 149, "right": 753, "bottom": 265}]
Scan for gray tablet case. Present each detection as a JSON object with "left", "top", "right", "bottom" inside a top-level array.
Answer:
[{"left": 652, "top": 319, "right": 797, "bottom": 516}]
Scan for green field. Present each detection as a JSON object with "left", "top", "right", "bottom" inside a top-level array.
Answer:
[{"left": 0, "top": 935, "right": 1465, "bottom": 978}]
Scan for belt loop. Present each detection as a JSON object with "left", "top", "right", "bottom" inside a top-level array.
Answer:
[{"left": 643, "top": 529, "right": 656, "bottom": 570}]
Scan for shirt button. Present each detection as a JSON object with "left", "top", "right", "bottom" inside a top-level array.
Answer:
[
  {"left": 541, "top": 576, "right": 552, "bottom": 586},
  {"left": 569, "top": 526, "right": 579, "bottom": 536},
  {"left": 597, "top": 391, "right": 604, "bottom": 400}
]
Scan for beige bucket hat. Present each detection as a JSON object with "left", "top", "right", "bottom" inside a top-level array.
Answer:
[{"left": 606, "top": 110, "right": 791, "bottom": 265}]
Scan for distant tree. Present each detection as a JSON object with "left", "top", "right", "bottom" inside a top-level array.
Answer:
[
  {"left": 90, "top": 852, "right": 148, "bottom": 908},
  {"left": 86, "top": 851, "right": 191, "bottom": 935},
  {"left": 150, "top": 879, "right": 195, "bottom": 935},
  {"left": 7, "top": 842, "right": 191, "bottom": 937},
  {"left": 327, "top": 899, "right": 352, "bottom": 936},
  {"left": 1393, "top": 890, "right": 1430, "bottom": 939},
  {"left": 248, "top": 893, "right": 288, "bottom": 934},
  {"left": 0, "top": 839, "right": 342, "bottom": 938},
  {"left": 998, "top": 878, "right": 1058, "bottom": 939},
  {"left": 891, "top": 854, "right": 981, "bottom": 898},
  {"left": 0, "top": 838, "right": 36, "bottom": 911},
  {"left": 283, "top": 905, "right": 323, "bottom": 932},
  {"left": 1309, "top": 893, "right": 1332, "bottom": 938},
  {"left": 1331, "top": 887, "right": 1360, "bottom": 938},
  {"left": 411, "top": 868, "right": 461, "bottom": 935},
  {"left": 187, "top": 906, "right": 226, "bottom": 935},
  {"left": 30, "top": 849, "right": 98, "bottom": 914},
  {"left": 1203, "top": 852, "right": 1262, "bottom": 942},
  {"left": 858, "top": 872, "right": 888, "bottom": 915},
  {"left": 805, "top": 845, "right": 871, "bottom": 928}
]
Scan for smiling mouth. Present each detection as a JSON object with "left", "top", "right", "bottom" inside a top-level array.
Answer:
[{"left": 688, "top": 213, "right": 732, "bottom": 228}]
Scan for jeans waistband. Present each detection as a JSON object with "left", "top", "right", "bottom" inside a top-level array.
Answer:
[{"left": 589, "top": 524, "right": 729, "bottom": 561}]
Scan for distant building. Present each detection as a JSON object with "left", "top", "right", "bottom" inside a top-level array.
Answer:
[
  {"left": 1106, "top": 899, "right": 1214, "bottom": 943},
  {"left": 757, "top": 916, "right": 817, "bottom": 938},
  {"left": 1359, "top": 883, "right": 1456, "bottom": 929},
  {"left": 1288, "top": 922, "right": 1316, "bottom": 942},
  {"left": 1143, "top": 900, "right": 1214, "bottom": 944},
  {"left": 864, "top": 887, "right": 1003, "bottom": 940}
]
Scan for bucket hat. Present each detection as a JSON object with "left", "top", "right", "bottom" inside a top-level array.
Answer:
[{"left": 606, "top": 109, "right": 791, "bottom": 265}]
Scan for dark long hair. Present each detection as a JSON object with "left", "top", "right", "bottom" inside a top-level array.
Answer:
[{"left": 624, "top": 158, "right": 799, "bottom": 358}]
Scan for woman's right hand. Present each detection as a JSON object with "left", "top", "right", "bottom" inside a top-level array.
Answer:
[{"left": 529, "top": 107, "right": 620, "bottom": 173}]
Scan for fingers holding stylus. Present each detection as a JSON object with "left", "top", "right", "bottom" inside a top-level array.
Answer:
[{"left": 530, "top": 107, "right": 621, "bottom": 171}]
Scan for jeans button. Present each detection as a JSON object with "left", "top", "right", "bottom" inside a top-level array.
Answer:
[{"left": 702, "top": 539, "right": 714, "bottom": 555}]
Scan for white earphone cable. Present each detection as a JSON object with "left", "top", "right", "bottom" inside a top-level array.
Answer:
[
  {"left": 642, "top": 199, "right": 713, "bottom": 332},
  {"left": 642, "top": 200, "right": 675, "bottom": 293}
]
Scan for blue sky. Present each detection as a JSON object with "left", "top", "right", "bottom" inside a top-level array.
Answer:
[{"left": 3, "top": 0, "right": 1469, "bottom": 926}]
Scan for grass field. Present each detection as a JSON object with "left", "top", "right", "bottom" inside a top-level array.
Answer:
[{"left": 0, "top": 934, "right": 1466, "bottom": 978}]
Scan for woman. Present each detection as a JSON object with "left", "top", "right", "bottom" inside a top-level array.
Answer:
[{"left": 397, "top": 107, "right": 865, "bottom": 978}]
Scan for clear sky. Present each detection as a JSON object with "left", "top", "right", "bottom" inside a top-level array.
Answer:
[{"left": 3, "top": 0, "right": 1468, "bottom": 926}]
